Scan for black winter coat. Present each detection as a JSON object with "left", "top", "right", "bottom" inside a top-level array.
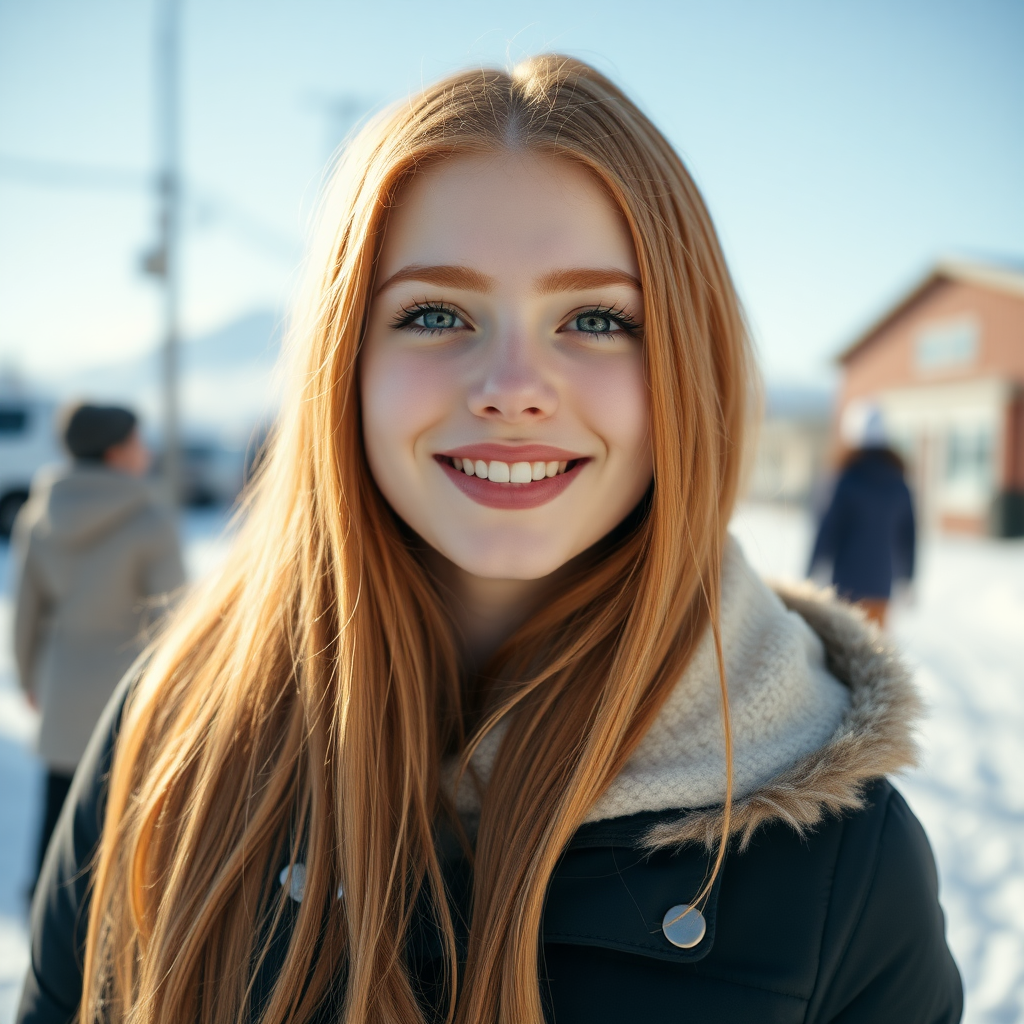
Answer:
[
  {"left": 18, "top": 706, "right": 964, "bottom": 1024},
  {"left": 18, "top": 582, "right": 962, "bottom": 1024},
  {"left": 809, "top": 448, "right": 916, "bottom": 602}
]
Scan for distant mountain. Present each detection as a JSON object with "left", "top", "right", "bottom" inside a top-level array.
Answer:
[{"left": 50, "top": 310, "right": 283, "bottom": 439}]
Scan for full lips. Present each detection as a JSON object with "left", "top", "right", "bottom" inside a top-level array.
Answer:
[{"left": 436, "top": 456, "right": 588, "bottom": 509}]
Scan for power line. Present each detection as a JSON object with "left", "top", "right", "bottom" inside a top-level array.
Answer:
[
  {"left": 0, "top": 154, "right": 148, "bottom": 191},
  {"left": 0, "top": 153, "right": 298, "bottom": 261},
  {"left": 186, "top": 190, "right": 297, "bottom": 259}
]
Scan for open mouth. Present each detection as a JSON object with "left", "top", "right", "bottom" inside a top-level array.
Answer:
[
  {"left": 433, "top": 452, "right": 589, "bottom": 509},
  {"left": 435, "top": 455, "right": 583, "bottom": 483}
]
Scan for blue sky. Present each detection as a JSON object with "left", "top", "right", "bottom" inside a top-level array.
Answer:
[{"left": 0, "top": 0, "right": 1021, "bottom": 386}]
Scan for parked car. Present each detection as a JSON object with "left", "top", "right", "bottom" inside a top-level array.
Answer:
[
  {"left": 151, "top": 437, "right": 246, "bottom": 507},
  {"left": 0, "top": 393, "right": 61, "bottom": 538}
]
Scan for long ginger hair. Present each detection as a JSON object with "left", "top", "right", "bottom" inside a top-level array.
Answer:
[{"left": 83, "top": 54, "right": 753, "bottom": 1024}]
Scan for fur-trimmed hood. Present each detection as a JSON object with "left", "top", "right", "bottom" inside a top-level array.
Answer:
[
  {"left": 645, "top": 569, "right": 922, "bottom": 850},
  {"left": 451, "top": 538, "right": 922, "bottom": 850}
]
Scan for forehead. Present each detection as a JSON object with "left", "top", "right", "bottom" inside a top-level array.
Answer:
[{"left": 377, "top": 151, "right": 639, "bottom": 283}]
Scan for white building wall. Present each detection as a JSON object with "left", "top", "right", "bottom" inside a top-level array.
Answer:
[{"left": 869, "top": 377, "right": 1011, "bottom": 531}]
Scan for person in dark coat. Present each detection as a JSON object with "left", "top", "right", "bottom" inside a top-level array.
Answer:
[
  {"left": 17, "top": 58, "right": 960, "bottom": 1024},
  {"left": 809, "top": 405, "right": 915, "bottom": 626}
]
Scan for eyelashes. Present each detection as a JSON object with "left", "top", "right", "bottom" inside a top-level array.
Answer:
[
  {"left": 568, "top": 304, "right": 643, "bottom": 335},
  {"left": 389, "top": 300, "right": 644, "bottom": 336},
  {"left": 388, "top": 301, "right": 463, "bottom": 331}
]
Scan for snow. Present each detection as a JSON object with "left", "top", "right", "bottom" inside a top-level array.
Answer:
[{"left": 0, "top": 503, "right": 1021, "bottom": 1021}]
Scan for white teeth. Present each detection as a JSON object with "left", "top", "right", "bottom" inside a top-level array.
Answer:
[{"left": 449, "top": 456, "right": 575, "bottom": 481}]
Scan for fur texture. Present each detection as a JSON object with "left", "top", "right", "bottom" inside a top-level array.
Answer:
[
  {"left": 447, "top": 542, "right": 922, "bottom": 854},
  {"left": 583, "top": 542, "right": 852, "bottom": 823},
  {"left": 644, "top": 579, "right": 922, "bottom": 852}
]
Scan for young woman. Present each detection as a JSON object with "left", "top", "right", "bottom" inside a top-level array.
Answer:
[{"left": 19, "top": 56, "right": 961, "bottom": 1024}]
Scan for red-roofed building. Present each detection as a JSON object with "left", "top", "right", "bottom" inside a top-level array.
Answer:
[{"left": 837, "top": 259, "right": 1024, "bottom": 536}]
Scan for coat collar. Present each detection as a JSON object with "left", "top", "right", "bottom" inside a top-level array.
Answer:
[
  {"left": 585, "top": 540, "right": 855, "bottom": 825},
  {"left": 643, "top": 574, "right": 921, "bottom": 851},
  {"left": 449, "top": 539, "right": 921, "bottom": 851}
]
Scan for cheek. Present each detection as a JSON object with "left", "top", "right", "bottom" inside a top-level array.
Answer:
[
  {"left": 360, "top": 343, "right": 460, "bottom": 469},
  {"left": 571, "top": 353, "right": 651, "bottom": 462}
]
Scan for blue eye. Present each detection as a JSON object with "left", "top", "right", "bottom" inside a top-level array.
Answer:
[
  {"left": 568, "top": 307, "right": 641, "bottom": 336},
  {"left": 574, "top": 313, "right": 615, "bottom": 333},
  {"left": 419, "top": 309, "right": 458, "bottom": 330},
  {"left": 391, "top": 303, "right": 466, "bottom": 333}
]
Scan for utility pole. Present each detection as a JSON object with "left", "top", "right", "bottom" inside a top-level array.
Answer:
[{"left": 150, "top": 0, "right": 182, "bottom": 508}]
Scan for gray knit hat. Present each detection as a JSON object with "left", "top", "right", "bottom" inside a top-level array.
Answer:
[{"left": 60, "top": 402, "right": 138, "bottom": 461}]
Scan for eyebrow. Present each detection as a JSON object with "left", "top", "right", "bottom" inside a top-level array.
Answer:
[
  {"left": 375, "top": 264, "right": 496, "bottom": 294},
  {"left": 536, "top": 268, "right": 642, "bottom": 294},
  {"left": 375, "top": 263, "right": 643, "bottom": 296}
]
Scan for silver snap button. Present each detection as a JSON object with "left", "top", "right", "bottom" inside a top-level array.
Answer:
[
  {"left": 279, "top": 864, "right": 344, "bottom": 902},
  {"left": 279, "top": 863, "right": 306, "bottom": 903},
  {"left": 661, "top": 903, "right": 706, "bottom": 948}
]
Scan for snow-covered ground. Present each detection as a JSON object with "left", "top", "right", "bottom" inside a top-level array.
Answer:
[{"left": 0, "top": 503, "right": 1021, "bottom": 1021}]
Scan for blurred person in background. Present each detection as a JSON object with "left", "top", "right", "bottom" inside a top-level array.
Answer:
[
  {"left": 808, "top": 402, "right": 915, "bottom": 627},
  {"left": 11, "top": 402, "right": 184, "bottom": 891}
]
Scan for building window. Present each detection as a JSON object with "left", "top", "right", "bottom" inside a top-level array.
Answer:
[
  {"left": 915, "top": 317, "right": 980, "bottom": 372},
  {"left": 945, "top": 427, "right": 993, "bottom": 489}
]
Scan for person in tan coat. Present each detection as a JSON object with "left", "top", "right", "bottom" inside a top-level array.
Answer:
[{"left": 11, "top": 403, "right": 184, "bottom": 884}]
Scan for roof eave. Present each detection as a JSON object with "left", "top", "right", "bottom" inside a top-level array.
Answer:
[{"left": 837, "top": 258, "right": 1024, "bottom": 366}]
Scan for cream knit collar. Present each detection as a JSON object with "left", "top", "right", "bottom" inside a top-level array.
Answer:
[{"left": 449, "top": 537, "right": 920, "bottom": 846}]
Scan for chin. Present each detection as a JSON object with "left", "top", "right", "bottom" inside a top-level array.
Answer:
[{"left": 440, "top": 533, "right": 572, "bottom": 581}]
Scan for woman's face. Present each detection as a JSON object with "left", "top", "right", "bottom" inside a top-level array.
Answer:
[{"left": 360, "top": 152, "right": 653, "bottom": 581}]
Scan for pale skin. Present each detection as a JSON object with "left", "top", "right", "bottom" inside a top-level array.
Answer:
[
  {"left": 104, "top": 427, "right": 151, "bottom": 477},
  {"left": 361, "top": 152, "right": 654, "bottom": 669}
]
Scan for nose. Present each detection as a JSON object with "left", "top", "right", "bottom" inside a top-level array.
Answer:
[{"left": 467, "top": 332, "right": 558, "bottom": 422}]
